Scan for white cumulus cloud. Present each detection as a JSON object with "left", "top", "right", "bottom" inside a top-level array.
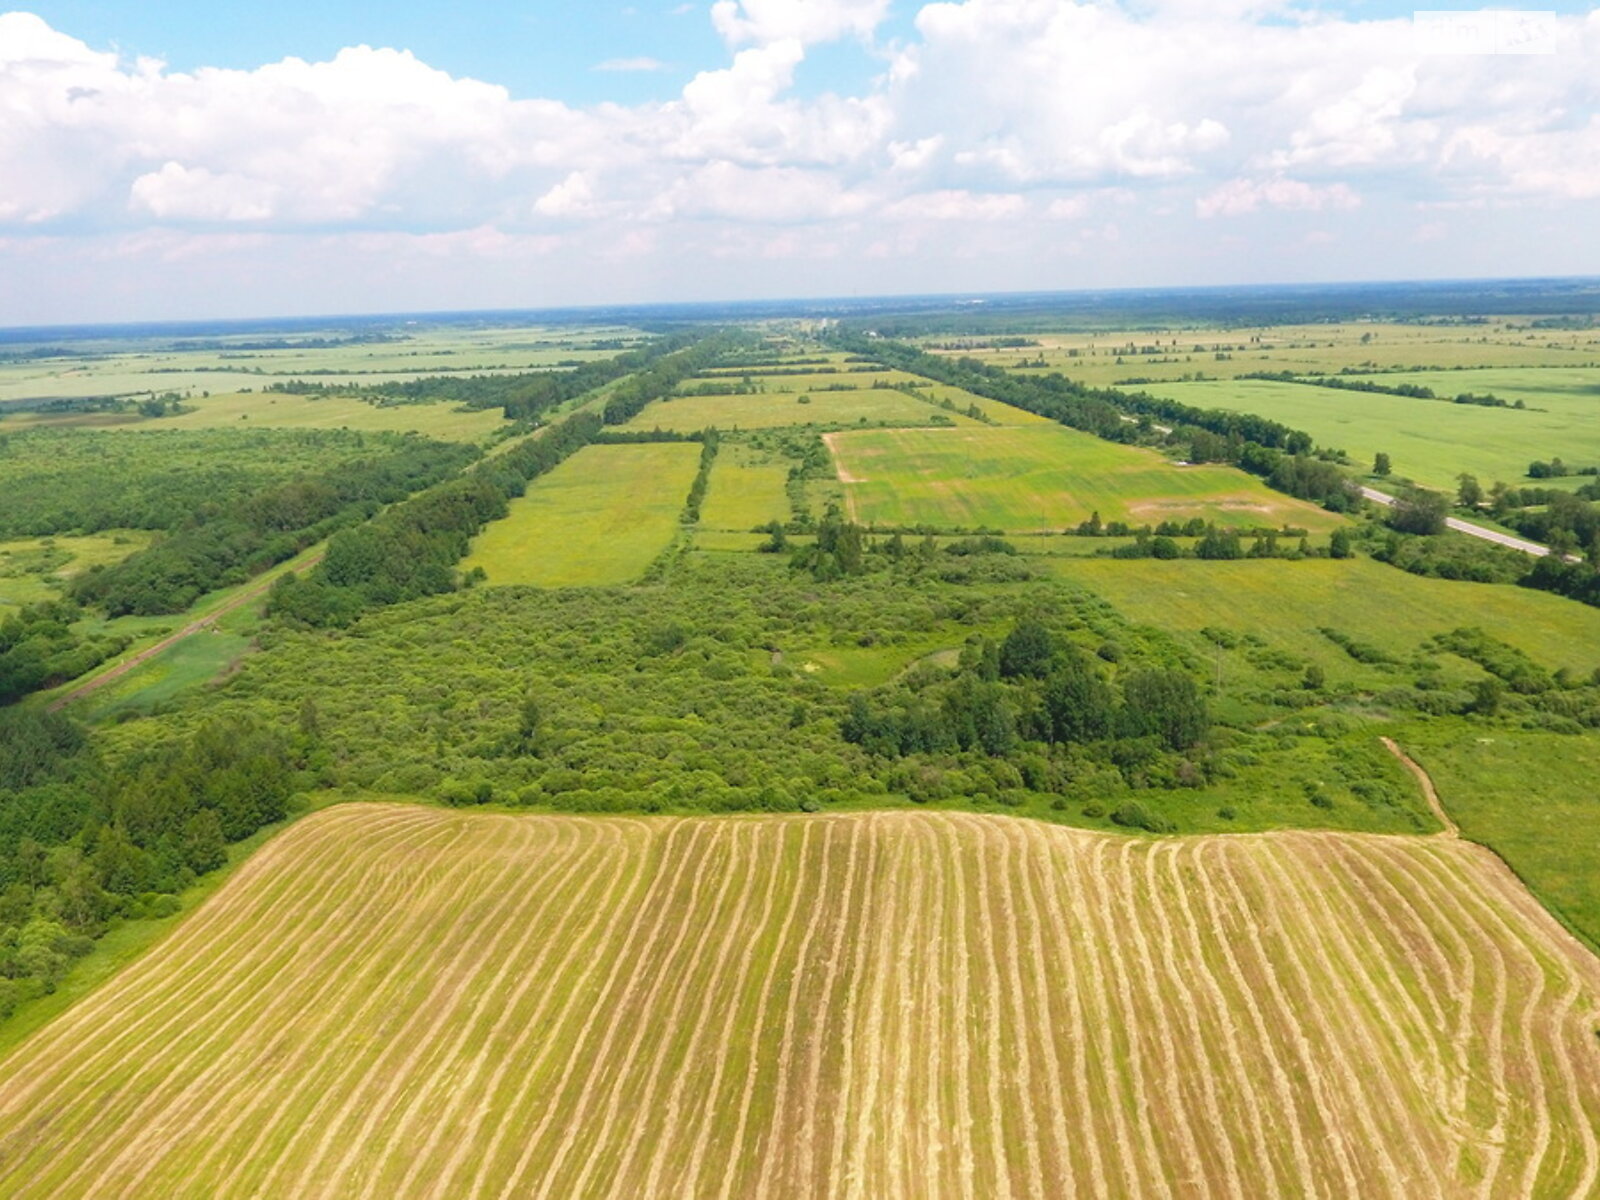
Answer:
[
  {"left": 2, "top": 2, "right": 1599, "bottom": 321},
  {"left": 1196, "top": 177, "right": 1362, "bottom": 218}
]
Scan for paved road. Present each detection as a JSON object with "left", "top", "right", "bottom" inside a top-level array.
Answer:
[
  {"left": 1358, "top": 486, "right": 1559, "bottom": 557},
  {"left": 1122, "top": 415, "right": 1568, "bottom": 559}
]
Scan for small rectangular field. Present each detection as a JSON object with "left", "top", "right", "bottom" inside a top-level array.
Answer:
[
  {"left": 699, "top": 443, "right": 791, "bottom": 531},
  {"left": 1124, "top": 373, "right": 1600, "bottom": 491},
  {"left": 829, "top": 425, "right": 1345, "bottom": 533},
  {"left": 463, "top": 442, "right": 700, "bottom": 586},
  {"left": 1, "top": 806, "right": 1597, "bottom": 1198}
]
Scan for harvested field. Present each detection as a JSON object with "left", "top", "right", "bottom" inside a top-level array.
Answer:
[{"left": 1, "top": 805, "right": 1597, "bottom": 1198}]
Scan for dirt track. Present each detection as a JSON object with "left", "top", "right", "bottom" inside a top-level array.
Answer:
[
  {"left": 48, "top": 553, "right": 324, "bottom": 711},
  {"left": 1, "top": 807, "right": 1597, "bottom": 1198}
]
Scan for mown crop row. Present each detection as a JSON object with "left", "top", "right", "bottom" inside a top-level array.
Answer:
[{"left": 0, "top": 806, "right": 1595, "bottom": 1197}]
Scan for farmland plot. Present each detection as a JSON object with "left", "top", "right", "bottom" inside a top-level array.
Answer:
[
  {"left": 828, "top": 425, "right": 1346, "bottom": 533},
  {"left": 0, "top": 805, "right": 1596, "bottom": 1198},
  {"left": 462, "top": 442, "right": 700, "bottom": 586},
  {"left": 1122, "top": 374, "right": 1600, "bottom": 493}
]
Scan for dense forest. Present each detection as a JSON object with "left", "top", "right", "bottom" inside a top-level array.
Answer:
[
  {"left": 0, "top": 429, "right": 479, "bottom": 703},
  {"left": 0, "top": 705, "right": 305, "bottom": 1017}
]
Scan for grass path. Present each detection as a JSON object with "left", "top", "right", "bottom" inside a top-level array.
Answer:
[
  {"left": 46, "top": 545, "right": 326, "bottom": 711},
  {"left": 0, "top": 807, "right": 1598, "bottom": 1197}
]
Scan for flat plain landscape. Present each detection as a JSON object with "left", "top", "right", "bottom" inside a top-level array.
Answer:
[
  {"left": 1122, "top": 376, "right": 1600, "bottom": 493},
  {"left": 828, "top": 424, "right": 1346, "bottom": 532},
  {"left": 462, "top": 441, "right": 701, "bottom": 586},
  {"left": 1, "top": 804, "right": 1596, "bottom": 1199},
  {"left": 5, "top": 297, "right": 1600, "bottom": 1198}
]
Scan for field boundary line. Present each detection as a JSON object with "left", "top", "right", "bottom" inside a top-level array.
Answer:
[{"left": 1381, "top": 737, "right": 1459, "bottom": 837}]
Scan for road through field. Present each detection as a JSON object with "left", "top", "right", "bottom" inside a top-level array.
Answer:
[
  {"left": 1360, "top": 486, "right": 1563, "bottom": 557},
  {"left": 0, "top": 807, "right": 1597, "bottom": 1198},
  {"left": 47, "top": 550, "right": 325, "bottom": 711}
]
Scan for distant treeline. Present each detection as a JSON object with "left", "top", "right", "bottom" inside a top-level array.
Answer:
[
  {"left": 265, "top": 329, "right": 749, "bottom": 423},
  {"left": 1239, "top": 371, "right": 1521, "bottom": 409},
  {"left": 70, "top": 437, "right": 478, "bottom": 616},
  {"left": 270, "top": 334, "right": 738, "bottom": 626},
  {"left": 833, "top": 336, "right": 1357, "bottom": 512}
]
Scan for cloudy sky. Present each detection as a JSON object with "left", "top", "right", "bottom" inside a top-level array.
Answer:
[{"left": 2, "top": 1, "right": 1598, "bottom": 324}]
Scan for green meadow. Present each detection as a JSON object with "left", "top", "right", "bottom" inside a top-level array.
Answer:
[
  {"left": 1402, "top": 726, "right": 1600, "bottom": 951},
  {"left": 829, "top": 424, "right": 1346, "bottom": 533},
  {"left": 699, "top": 443, "right": 791, "bottom": 530},
  {"left": 463, "top": 442, "right": 701, "bottom": 586},
  {"left": 0, "top": 532, "right": 155, "bottom": 612},
  {"left": 627, "top": 386, "right": 973, "bottom": 433},
  {"left": 1124, "top": 372, "right": 1600, "bottom": 491},
  {"left": 1052, "top": 557, "right": 1600, "bottom": 678}
]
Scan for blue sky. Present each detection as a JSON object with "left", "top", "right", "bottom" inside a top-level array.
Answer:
[
  {"left": 16, "top": 1, "right": 921, "bottom": 103},
  {"left": 3, "top": 1, "right": 1599, "bottom": 322}
]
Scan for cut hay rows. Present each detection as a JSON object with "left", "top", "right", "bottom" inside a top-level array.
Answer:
[{"left": 1, "top": 806, "right": 1598, "bottom": 1198}]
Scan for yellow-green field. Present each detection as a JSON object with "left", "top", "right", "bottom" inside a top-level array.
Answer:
[
  {"left": 828, "top": 425, "right": 1346, "bottom": 533},
  {"left": 627, "top": 386, "right": 977, "bottom": 433},
  {"left": 0, "top": 325, "right": 649, "bottom": 408},
  {"left": 1051, "top": 557, "right": 1600, "bottom": 677},
  {"left": 700, "top": 443, "right": 790, "bottom": 530},
  {"left": 0, "top": 805, "right": 1596, "bottom": 1197},
  {"left": 463, "top": 442, "right": 700, "bottom": 586},
  {"left": 950, "top": 320, "right": 1600, "bottom": 388},
  {"left": 142, "top": 392, "right": 510, "bottom": 442},
  {"left": 0, "top": 532, "right": 155, "bottom": 612}
]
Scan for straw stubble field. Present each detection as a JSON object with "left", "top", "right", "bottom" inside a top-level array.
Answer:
[{"left": 0, "top": 805, "right": 1596, "bottom": 1198}]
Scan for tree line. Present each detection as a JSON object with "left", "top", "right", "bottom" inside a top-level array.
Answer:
[
  {"left": 832, "top": 334, "right": 1357, "bottom": 512},
  {"left": 270, "top": 334, "right": 735, "bottom": 627}
]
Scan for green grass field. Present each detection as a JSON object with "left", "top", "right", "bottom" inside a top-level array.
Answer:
[
  {"left": 76, "top": 630, "right": 254, "bottom": 720},
  {"left": 627, "top": 387, "right": 975, "bottom": 433},
  {"left": 700, "top": 444, "right": 791, "bottom": 530},
  {"left": 953, "top": 319, "right": 1600, "bottom": 388},
  {"left": 1400, "top": 726, "right": 1600, "bottom": 953},
  {"left": 829, "top": 424, "right": 1346, "bottom": 533},
  {"left": 1123, "top": 373, "right": 1600, "bottom": 491},
  {"left": 464, "top": 442, "right": 701, "bottom": 586},
  {"left": 919, "top": 382, "right": 1054, "bottom": 426},
  {"left": 1050, "top": 557, "right": 1600, "bottom": 677}
]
